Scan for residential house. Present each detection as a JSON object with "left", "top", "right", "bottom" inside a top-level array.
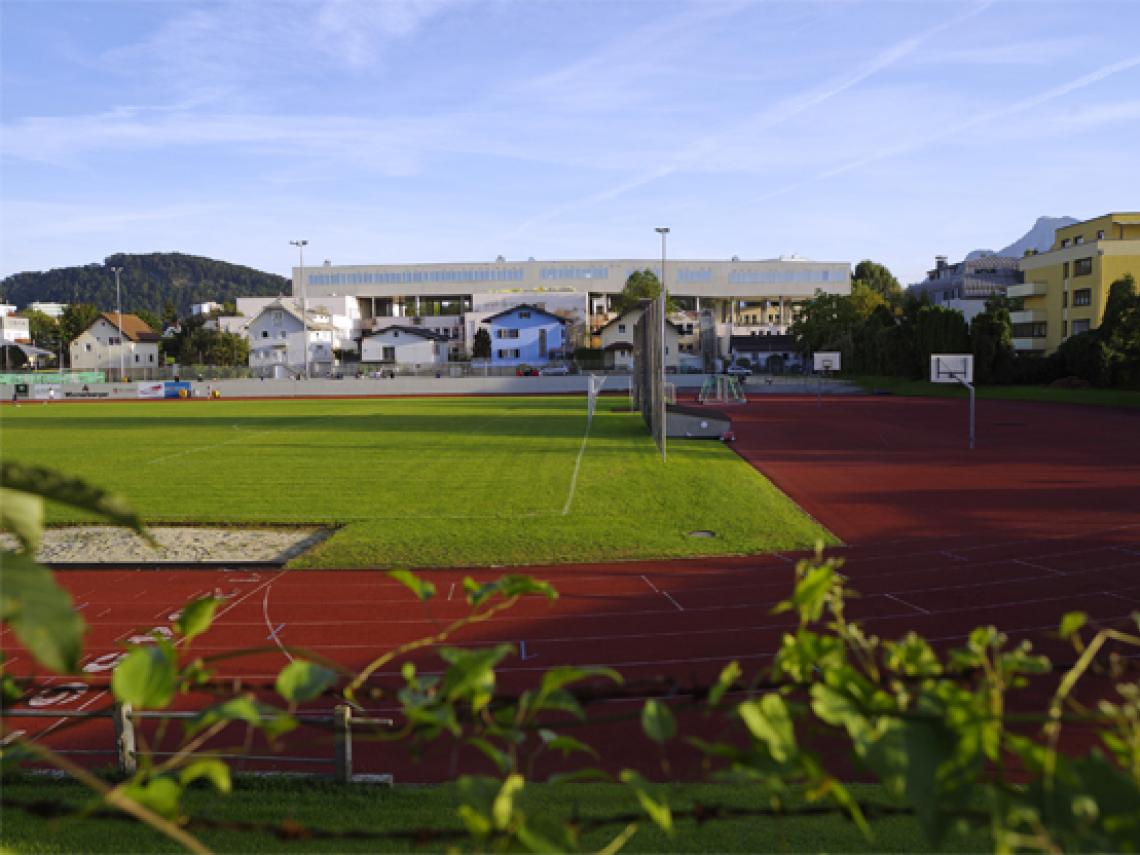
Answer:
[
  {"left": 909, "top": 254, "right": 1022, "bottom": 324},
  {"left": 69, "top": 312, "right": 160, "bottom": 379},
  {"left": 361, "top": 325, "right": 450, "bottom": 368},
  {"left": 246, "top": 300, "right": 335, "bottom": 378},
  {"left": 479, "top": 304, "right": 568, "bottom": 366},
  {"left": 597, "top": 307, "right": 685, "bottom": 371},
  {"left": 729, "top": 334, "right": 801, "bottom": 372}
]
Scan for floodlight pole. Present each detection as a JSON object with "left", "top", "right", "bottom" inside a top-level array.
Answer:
[
  {"left": 656, "top": 227, "right": 669, "bottom": 463},
  {"left": 290, "top": 240, "right": 309, "bottom": 379},
  {"left": 110, "top": 266, "right": 124, "bottom": 381}
]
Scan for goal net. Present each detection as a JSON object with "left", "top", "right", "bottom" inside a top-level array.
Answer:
[{"left": 698, "top": 375, "right": 747, "bottom": 405}]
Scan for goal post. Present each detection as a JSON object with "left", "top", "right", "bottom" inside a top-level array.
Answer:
[{"left": 586, "top": 373, "right": 608, "bottom": 426}]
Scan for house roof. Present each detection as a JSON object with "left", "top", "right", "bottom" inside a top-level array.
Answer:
[
  {"left": 367, "top": 325, "right": 450, "bottom": 342},
  {"left": 730, "top": 334, "right": 797, "bottom": 353},
  {"left": 99, "top": 312, "right": 160, "bottom": 342},
  {"left": 599, "top": 309, "right": 684, "bottom": 334},
  {"left": 481, "top": 303, "right": 568, "bottom": 325}
]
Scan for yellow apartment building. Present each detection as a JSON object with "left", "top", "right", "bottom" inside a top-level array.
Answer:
[{"left": 1011, "top": 213, "right": 1140, "bottom": 353}]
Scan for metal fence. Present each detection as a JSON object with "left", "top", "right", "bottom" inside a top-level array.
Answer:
[{"left": 4, "top": 704, "right": 394, "bottom": 784}]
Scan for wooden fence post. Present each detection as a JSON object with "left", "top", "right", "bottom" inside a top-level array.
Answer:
[
  {"left": 113, "top": 703, "right": 136, "bottom": 776},
  {"left": 334, "top": 704, "right": 352, "bottom": 783}
]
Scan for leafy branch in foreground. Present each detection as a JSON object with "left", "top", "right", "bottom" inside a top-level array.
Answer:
[{"left": 4, "top": 472, "right": 1140, "bottom": 855}]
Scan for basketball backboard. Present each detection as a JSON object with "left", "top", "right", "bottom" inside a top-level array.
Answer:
[
  {"left": 813, "top": 351, "right": 841, "bottom": 372},
  {"left": 930, "top": 353, "right": 974, "bottom": 384}
]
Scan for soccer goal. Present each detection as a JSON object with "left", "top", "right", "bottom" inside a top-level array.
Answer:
[{"left": 698, "top": 375, "right": 747, "bottom": 405}]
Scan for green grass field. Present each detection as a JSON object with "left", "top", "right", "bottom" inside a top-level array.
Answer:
[
  {"left": 1, "top": 396, "right": 834, "bottom": 568},
  {"left": 0, "top": 776, "right": 987, "bottom": 853}
]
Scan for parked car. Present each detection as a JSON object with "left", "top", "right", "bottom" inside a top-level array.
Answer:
[
  {"left": 540, "top": 365, "right": 570, "bottom": 376},
  {"left": 515, "top": 365, "right": 539, "bottom": 376}
]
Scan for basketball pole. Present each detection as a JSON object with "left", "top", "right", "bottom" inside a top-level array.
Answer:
[{"left": 956, "top": 376, "right": 975, "bottom": 450}]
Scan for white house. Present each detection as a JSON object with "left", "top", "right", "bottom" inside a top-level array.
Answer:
[
  {"left": 361, "top": 325, "right": 450, "bottom": 368},
  {"left": 246, "top": 300, "right": 335, "bottom": 378},
  {"left": 597, "top": 307, "right": 685, "bottom": 371},
  {"left": 69, "top": 313, "right": 161, "bottom": 379},
  {"left": 232, "top": 295, "right": 361, "bottom": 357}
]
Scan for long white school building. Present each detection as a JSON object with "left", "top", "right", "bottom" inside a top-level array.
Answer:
[{"left": 294, "top": 255, "right": 850, "bottom": 364}]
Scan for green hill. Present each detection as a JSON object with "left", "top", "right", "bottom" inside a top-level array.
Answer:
[{"left": 1, "top": 253, "right": 290, "bottom": 317}]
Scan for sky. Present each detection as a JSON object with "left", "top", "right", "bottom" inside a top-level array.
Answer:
[{"left": 2, "top": 0, "right": 1138, "bottom": 287}]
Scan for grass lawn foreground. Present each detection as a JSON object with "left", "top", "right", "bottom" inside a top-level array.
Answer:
[{"left": 0, "top": 396, "right": 835, "bottom": 568}]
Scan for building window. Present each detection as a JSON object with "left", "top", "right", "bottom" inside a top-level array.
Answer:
[
  {"left": 1062, "top": 321, "right": 1067, "bottom": 338},
  {"left": 1063, "top": 262, "right": 1069, "bottom": 278},
  {"left": 1071, "top": 319, "right": 1091, "bottom": 335},
  {"left": 262, "top": 330, "right": 269, "bottom": 338},
  {"left": 382, "top": 346, "right": 395, "bottom": 361},
  {"left": 496, "top": 348, "right": 520, "bottom": 359},
  {"left": 1012, "top": 322, "right": 1047, "bottom": 338},
  {"left": 149, "top": 354, "right": 154, "bottom": 363},
  {"left": 1074, "top": 257, "right": 1093, "bottom": 277},
  {"left": 1062, "top": 291, "right": 1068, "bottom": 308},
  {"left": 518, "top": 311, "right": 531, "bottom": 319},
  {"left": 1073, "top": 288, "right": 1092, "bottom": 306},
  {"left": 1074, "top": 235, "right": 1084, "bottom": 245},
  {"left": 134, "top": 354, "right": 140, "bottom": 363},
  {"left": 618, "top": 324, "right": 626, "bottom": 333},
  {"left": 1097, "top": 229, "right": 1105, "bottom": 240},
  {"left": 495, "top": 329, "right": 519, "bottom": 339},
  {"left": 1061, "top": 238, "right": 1070, "bottom": 248},
  {"left": 85, "top": 343, "right": 92, "bottom": 352}
]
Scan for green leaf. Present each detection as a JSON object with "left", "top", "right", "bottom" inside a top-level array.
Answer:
[
  {"left": 467, "top": 737, "right": 510, "bottom": 773},
  {"left": 492, "top": 774, "right": 525, "bottom": 830},
  {"left": 388, "top": 569, "right": 435, "bottom": 602},
  {"left": 538, "top": 729, "right": 599, "bottom": 759},
  {"left": 641, "top": 699, "right": 677, "bottom": 744},
  {"left": 188, "top": 697, "right": 296, "bottom": 740},
  {"left": 112, "top": 644, "right": 177, "bottom": 709},
  {"left": 180, "top": 758, "right": 231, "bottom": 793},
  {"left": 620, "top": 770, "right": 672, "bottom": 834},
  {"left": 275, "top": 660, "right": 337, "bottom": 703},
  {"left": 439, "top": 644, "right": 513, "bottom": 711},
  {"left": 175, "top": 597, "right": 219, "bottom": 644},
  {"left": 537, "top": 665, "right": 623, "bottom": 697},
  {"left": 0, "top": 552, "right": 86, "bottom": 673},
  {"left": 708, "top": 661, "right": 742, "bottom": 707},
  {"left": 121, "top": 776, "right": 183, "bottom": 821},
  {"left": 1059, "top": 611, "right": 1087, "bottom": 640},
  {"left": 0, "top": 462, "right": 152, "bottom": 544},
  {"left": 0, "top": 487, "right": 43, "bottom": 553},
  {"left": 738, "top": 694, "right": 796, "bottom": 763}
]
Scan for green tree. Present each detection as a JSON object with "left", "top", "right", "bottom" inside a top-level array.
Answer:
[
  {"left": 913, "top": 305, "right": 970, "bottom": 378},
  {"left": 790, "top": 291, "right": 860, "bottom": 359},
  {"left": 162, "top": 300, "right": 179, "bottom": 329},
  {"left": 970, "top": 297, "right": 1016, "bottom": 384},
  {"left": 19, "top": 309, "right": 60, "bottom": 355},
  {"left": 472, "top": 327, "right": 492, "bottom": 360},
  {"left": 612, "top": 270, "right": 678, "bottom": 315},
  {"left": 133, "top": 308, "right": 161, "bottom": 332},
  {"left": 849, "top": 282, "right": 887, "bottom": 321},
  {"left": 851, "top": 260, "right": 903, "bottom": 305},
  {"left": 58, "top": 303, "right": 101, "bottom": 353}
]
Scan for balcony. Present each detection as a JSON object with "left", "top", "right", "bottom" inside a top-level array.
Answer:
[
  {"left": 1007, "top": 281, "right": 1048, "bottom": 298},
  {"left": 1010, "top": 309, "right": 1048, "bottom": 324},
  {"left": 1012, "top": 337, "right": 1046, "bottom": 352}
]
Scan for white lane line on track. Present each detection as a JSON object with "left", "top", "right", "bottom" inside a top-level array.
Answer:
[
  {"left": 884, "top": 593, "right": 930, "bottom": 615},
  {"left": 262, "top": 586, "right": 294, "bottom": 663},
  {"left": 1013, "top": 558, "right": 1065, "bottom": 576},
  {"left": 662, "top": 591, "right": 685, "bottom": 612},
  {"left": 640, "top": 574, "right": 661, "bottom": 593}
]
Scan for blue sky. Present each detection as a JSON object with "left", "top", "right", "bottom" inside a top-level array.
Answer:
[{"left": 2, "top": 0, "right": 1138, "bottom": 286}]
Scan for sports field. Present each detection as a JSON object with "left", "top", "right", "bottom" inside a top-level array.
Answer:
[{"left": 0, "top": 396, "right": 835, "bottom": 567}]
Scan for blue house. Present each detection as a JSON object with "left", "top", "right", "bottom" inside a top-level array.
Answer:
[{"left": 481, "top": 304, "right": 568, "bottom": 366}]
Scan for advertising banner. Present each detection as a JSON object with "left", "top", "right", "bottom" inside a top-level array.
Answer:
[
  {"left": 33, "top": 384, "right": 62, "bottom": 400},
  {"left": 138, "top": 382, "right": 165, "bottom": 399}
]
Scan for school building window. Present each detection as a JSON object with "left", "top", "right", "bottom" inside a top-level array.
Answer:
[
  {"left": 1074, "top": 257, "right": 1093, "bottom": 276},
  {"left": 1073, "top": 289, "right": 1091, "bottom": 306}
]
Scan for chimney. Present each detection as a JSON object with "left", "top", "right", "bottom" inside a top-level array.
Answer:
[{"left": 935, "top": 255, "right": 948, "bottom": 270}]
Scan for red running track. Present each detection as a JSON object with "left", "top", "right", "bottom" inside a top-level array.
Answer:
[{"left": 5, "top": 396, "right": 1139, "bottom": 782}]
